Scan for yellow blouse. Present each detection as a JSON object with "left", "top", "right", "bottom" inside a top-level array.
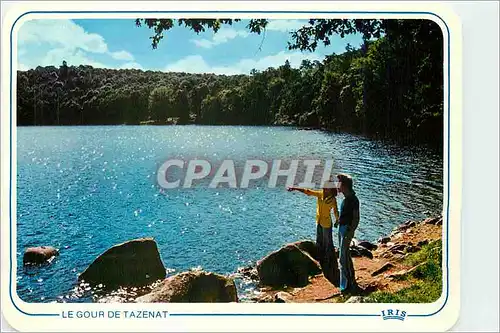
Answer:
[{"left": 303, "top": 189, "right": 339, "bottom": 228}]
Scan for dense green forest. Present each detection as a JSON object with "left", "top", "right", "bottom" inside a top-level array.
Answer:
[{"left": 17, "top": 19, "right": 443, "bottom": 149}]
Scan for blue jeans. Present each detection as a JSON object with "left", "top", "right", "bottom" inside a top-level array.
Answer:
[
  {"left": 316, "top": 224, "right": 339, "bottom": 286},
  {"left": 338, "top": 224, "right": 357, "bottom": 291}
]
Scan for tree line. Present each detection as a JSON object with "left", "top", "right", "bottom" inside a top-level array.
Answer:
[{"left": 17, "top": 19, "right": 443, "bottom": 149}]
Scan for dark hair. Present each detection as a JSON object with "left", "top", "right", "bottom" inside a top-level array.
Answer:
[{"left": 337, "top": 173, "right": 353, "bottom": 190}]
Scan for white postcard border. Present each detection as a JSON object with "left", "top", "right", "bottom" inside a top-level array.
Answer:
[{"left": 1, "top": 1, "right": 462, "bottom": 331}]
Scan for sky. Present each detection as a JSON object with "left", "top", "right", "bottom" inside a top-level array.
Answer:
[{"left": 17, "top": 19, "right": 364, "bottom": 75}]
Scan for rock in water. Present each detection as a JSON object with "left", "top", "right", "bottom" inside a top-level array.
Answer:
[
  {"left": 136, "top": 271, "right": 237, "bottom": 303},
  {"left": 78, "top": 238, "right": 165, "bottom": 288},
  {"left": 23, "top": 246, "right": 58, "bottom": 265},
  {"left": 256, "top": 244, "right": 321, "bottom": 287},
  {"left": 237, "top": 266, "right": 259, "bottom": 280}
]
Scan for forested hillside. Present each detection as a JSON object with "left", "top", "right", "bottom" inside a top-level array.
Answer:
[{"left": 16, "top": 19, "right": 443, "bottom": 148}]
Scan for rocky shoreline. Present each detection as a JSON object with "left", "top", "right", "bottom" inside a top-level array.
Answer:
[
  {"left": 23, "top": 215, "right": 443, "bottom": 303},
  {"left": 246, "top": 215, "right": 443, "bottom": 303}
]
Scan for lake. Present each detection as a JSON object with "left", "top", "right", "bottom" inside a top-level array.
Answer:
[{"left": 16, "top": 126, "right": 443, "bottom": 303}]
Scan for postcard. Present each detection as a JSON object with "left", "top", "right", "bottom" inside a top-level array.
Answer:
[{"left": 1, "top": 1, "right": 462, "bottom": 331}]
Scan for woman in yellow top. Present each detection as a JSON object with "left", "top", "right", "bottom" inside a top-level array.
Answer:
[{"left": 287, "top": 185, "right": 340, "bottom": 285}]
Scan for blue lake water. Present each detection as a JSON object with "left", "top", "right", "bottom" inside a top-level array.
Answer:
[{"left": 16, "top": 126, "right": 443, "bottom": 303}]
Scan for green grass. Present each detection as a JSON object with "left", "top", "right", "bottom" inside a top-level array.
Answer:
[
  {"left": 405, "top": 240, "right": 442, "bottom": 267},
  {"left": 367, "top": 240, "right": 443, "bottom": 303}
]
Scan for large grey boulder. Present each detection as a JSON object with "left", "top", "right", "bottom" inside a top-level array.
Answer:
[
  {"left": 136, "top": 270, "right": 237, "bottom": 303},
  {"left": 256, "top": 243, "right": 321, "bottom": 287},
  {"left": 79, "top": 238, "right": 165, "bottom": 288}
]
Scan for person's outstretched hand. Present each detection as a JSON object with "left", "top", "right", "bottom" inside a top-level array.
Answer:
[{"left": 287, "top": 187, "right": 295, "bottom": 192}]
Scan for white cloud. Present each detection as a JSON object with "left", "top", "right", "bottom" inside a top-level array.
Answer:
[
  {"left": 120, "top": 62, "right": 143, "bottom": 70},
  {"left": 43, "top": 47, "right": 108, "bottom": 68},
  {"left": 165, "top": 55, "right": 213, "bottom": 73},
  {"left": 213, "top": 28, "right": 249, "bottom": 44},
  {"left": 164, "top": 51, "right": 322, "bottom": 75},
  {"left": 18, "top": 19, "right": 108, "bottom": 54},
  {"left": 111, "top": 50, "right": 135, "bottom": 61},
  {"left": 17, "top": 19, "right": 138, "bottom": 70},
  {"left": 191, "top": 39, "right": 216, "bottom": 49},
  {"left": 265, "top": 19, "right": 307, "bottom": 32},
  {"left": 190, "top": 27, "right": 249, "bottom": 49}
]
